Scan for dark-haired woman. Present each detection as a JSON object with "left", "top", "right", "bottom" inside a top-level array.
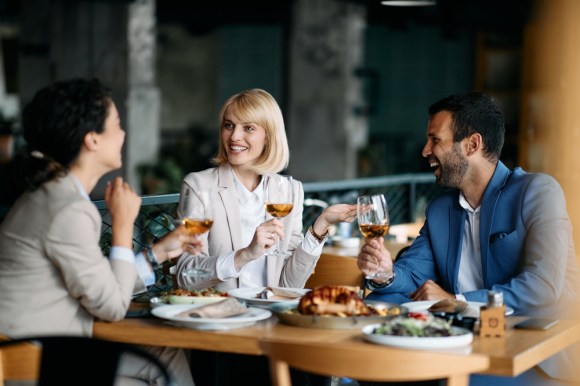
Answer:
[{"left": 0, "top": 79, "right": 200, "bottom": 386}]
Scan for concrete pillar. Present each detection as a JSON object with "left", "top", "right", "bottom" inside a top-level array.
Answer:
[
  {"left": 287, "top": 0, "right": 367, "bottom": 181},
  {"left": 18, "top": 0, "right": 159, "bottom": 197},
  {"left": 126, "top": 0, "right": 160, "bottom": 192}
]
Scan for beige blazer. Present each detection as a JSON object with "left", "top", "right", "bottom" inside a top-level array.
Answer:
[
  {"left": 0, "top": 174, "right": 143, "bottom": 338},
  {"left": 176, "top": 165, "right": 319, "bottom": 291}
]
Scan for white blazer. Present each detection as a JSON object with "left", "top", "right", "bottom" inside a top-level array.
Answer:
[{"left": 176, "top": 164, "right": 319, "bottom": 291}]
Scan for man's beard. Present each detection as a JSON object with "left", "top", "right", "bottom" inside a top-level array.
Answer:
[{"left": 436, "top": 143, "right": 468, "bottom": 188}]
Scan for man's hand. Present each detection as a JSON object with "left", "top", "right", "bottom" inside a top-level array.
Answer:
[
  {"left": 410, "top": 279, "right": 454, "bottom": 301},
  {"left": 357, "top": 236, "right": 393, "bottom": 284}
]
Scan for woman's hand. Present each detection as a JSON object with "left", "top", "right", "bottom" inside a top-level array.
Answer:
[
  {"left": 234, "top": 219, "right": 281, "bottom": 268},
  {"left": 105, "top": 176, "right": 141, "bottom": 249},
  {"left": 357, "top": 236, "right": 393, "bottom": 284},
  {"left": 152, "top": 225, "right": 204, "bottom": 264},
  {"left": 312, "top": 204, "right": 357, "bottom": 237}
]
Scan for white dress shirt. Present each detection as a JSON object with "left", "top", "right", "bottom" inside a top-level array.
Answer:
[
  {"left": 456, "top": 191, "right": 483, "bottom": 299},
  {"left": 215, "top": 170, "right": 324, "bottom": 288}
]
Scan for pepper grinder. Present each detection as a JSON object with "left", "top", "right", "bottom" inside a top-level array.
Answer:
[{"left": 479, "top": 290, "right": 506, "bottom": 337}]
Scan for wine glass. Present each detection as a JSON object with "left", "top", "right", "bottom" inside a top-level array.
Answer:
[
  {"left": 180, "top": 190, "right": 214, "bottom": 286},
  {"left": 357, "top": 194, "right": 391, "bottom": 279},
  {"left": 264, "top": 175, "right": 295, "bottom": 257}
]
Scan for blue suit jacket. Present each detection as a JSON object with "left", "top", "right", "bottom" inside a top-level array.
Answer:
[{"left": 368, "top": 161, "right": 579, "bottom": 317}]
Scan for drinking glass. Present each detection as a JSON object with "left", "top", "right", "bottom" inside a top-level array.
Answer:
[
  {"left": 264, "top": 175, "right": 295, "bottom": 257},
  {"left": 357, "top": 194, "right": 391, "bottom": 279},
  {"left": 180, "top": 190, "right": 214, "bottom": 286}
]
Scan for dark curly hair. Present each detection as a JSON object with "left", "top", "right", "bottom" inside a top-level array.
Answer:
[{"left": 17, "top": 78, "right": 112, "bottom": 190}]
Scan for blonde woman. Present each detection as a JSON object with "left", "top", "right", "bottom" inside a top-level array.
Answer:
[{"left": 176, "top": 88, "right": 356, "bottom": 291}]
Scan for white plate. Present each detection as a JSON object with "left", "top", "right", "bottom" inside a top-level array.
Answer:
[
  {"left": 402, "top": 300, "right": 514, "bottom": 317},
  {"left": 151, "top": 304, "right": 272, "bottom": 330},
  {"left": 149, "top": 295, "right": 227, "bottom": 308},
  {"left": 228, "top": 287, "right": 310, "bottom": 307},
  {"left": 362, "top": 323, "right": 473, "bottom": 349}
]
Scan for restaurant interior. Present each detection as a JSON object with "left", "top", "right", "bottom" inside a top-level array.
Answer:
[
  {"left": 0, "top": 0, "right": 579, "bottom": 250},
  {"left": 1, "top": 0, "right": 580, "bottom": 385}
]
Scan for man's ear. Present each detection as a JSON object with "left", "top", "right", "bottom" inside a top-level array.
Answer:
[{"left": 465, "top": 133, "right": 482, "bottom": 156}]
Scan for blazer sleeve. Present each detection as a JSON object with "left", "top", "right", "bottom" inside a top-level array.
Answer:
[
  {"left": 44, "top": 200, "right": 136, "bottom": 322},
  {"left": 367, "top": 219, "right": 438, "bottom": 300}
]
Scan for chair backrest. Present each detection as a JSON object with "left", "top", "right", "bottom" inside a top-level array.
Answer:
[
  {"left": 0, "top": 336, "right": 40, "bottom": 384},
  {"left": 259, "top": 339, "right": 489, "bottom": 386},
  {"left": 305, "top": 253, "right": 364, "bottom": 290},
  {"left": 389, "top": 222, "right": 423, "bottom": 242},
  {"left": 0, "top": 335, "right": 175, "bottom": 386}
]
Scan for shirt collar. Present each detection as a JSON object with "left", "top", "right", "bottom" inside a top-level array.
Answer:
[
  {"left": 458, "top": 191, "right": 480, "bottom": 213},
  {"left": 230, "top": 169, "right": 264, "bottom": 204}
]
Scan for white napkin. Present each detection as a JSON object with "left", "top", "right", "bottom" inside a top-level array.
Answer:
[
  {"left": 263, "top": 287, "right": 304, "bottom": 299},
  {"left": 176, "top": 298, "right": 247, "bottom": 319}
]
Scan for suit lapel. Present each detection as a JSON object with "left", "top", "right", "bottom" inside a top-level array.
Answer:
[
  {"left": 479, "top": 162, "right": 511, "bottom": 284},
  {"left": 218, "top": 165, "right": 243, "bottom": 249},
  {"left": 448, "top": 198, "right": 465, "bottom": 290}
]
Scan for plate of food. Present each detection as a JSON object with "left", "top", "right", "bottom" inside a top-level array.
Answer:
[
  {"left": 151, "top": 299, "right": 272, "bottom": 330},
  {"left": 362, "top": 312, "right": 473, "bottom": 349},
  {"left": 150, "top": 288, "right": 230, "bottom": 308},
  {"left": 402, "top": 299, "right": 514, "bottom": 317},
  {"left": 228, "top": 287, "right": 310, "bottom": 307},
  {"left": 272, "top": 285, "right": 407, "bottom": 330}
]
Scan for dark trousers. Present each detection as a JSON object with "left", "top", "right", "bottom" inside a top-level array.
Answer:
[
  {"left": 190, "top": 349, "right": 332, "bottom": 386},
  {"left": 358, "top": 382, "right": 441, "bottom": 386}
]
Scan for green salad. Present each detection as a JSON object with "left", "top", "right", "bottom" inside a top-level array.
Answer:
[{"left": 372, "top": 312, "right": 458, "bottom": 337}]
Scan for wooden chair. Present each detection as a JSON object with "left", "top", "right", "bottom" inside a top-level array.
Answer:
[
  {"left": 0, "top": 336, "right": 40, "bottom": 385},
  {"left": 260, "top": 339, "right": 489, "bottom": 386},
  {"left": 0, "top": 335, "right": 175, "bottom": 386},
  {"left": 305, "top": 252, "right": 365, "bottom": 290},
  {"left": 389, "top": 222, "right": 423, "bottom": 243}
]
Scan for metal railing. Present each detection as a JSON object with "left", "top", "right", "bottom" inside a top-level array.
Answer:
[
  {"left": 94, "top": 173, "right": 441, "bottom": 254},
  {"left": 300, "top": 173, "right": 439, "bottom": 229}
]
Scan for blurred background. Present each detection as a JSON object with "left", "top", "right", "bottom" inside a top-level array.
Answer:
[{"left": 0, "top": 0, "right": 579, "bottom": 249}]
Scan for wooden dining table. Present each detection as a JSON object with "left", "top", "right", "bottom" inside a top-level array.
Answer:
[{"left": 93, "top": 305, "right": 580, "bottom": 378}]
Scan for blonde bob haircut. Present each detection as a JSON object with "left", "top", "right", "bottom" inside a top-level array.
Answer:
[{"left": 212, "top": 89, "right": 290, "bottom": 174}]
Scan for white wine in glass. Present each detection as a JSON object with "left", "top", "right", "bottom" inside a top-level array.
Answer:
[
  {"left": 357, "top": 194, "right": 391, "bottom": 279},
  {"left": 264, "top": 175, "right": 294, "bottom": 257},
  {"left": 182, "top": 218, "right": 214, "bottom": 235},
  {"left": 359, "top": 223, "right": 390, "bottom": 239},
  {"left": 180, "top": 191, "right": 214, "bottom": 287}
]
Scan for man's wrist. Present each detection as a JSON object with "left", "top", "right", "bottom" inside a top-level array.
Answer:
[
  {"left": 455, "top": 293, "right": 467, "bottom": 301},
  {"left": 366, "top": 268, "right": 396, "bottom": 290}
]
